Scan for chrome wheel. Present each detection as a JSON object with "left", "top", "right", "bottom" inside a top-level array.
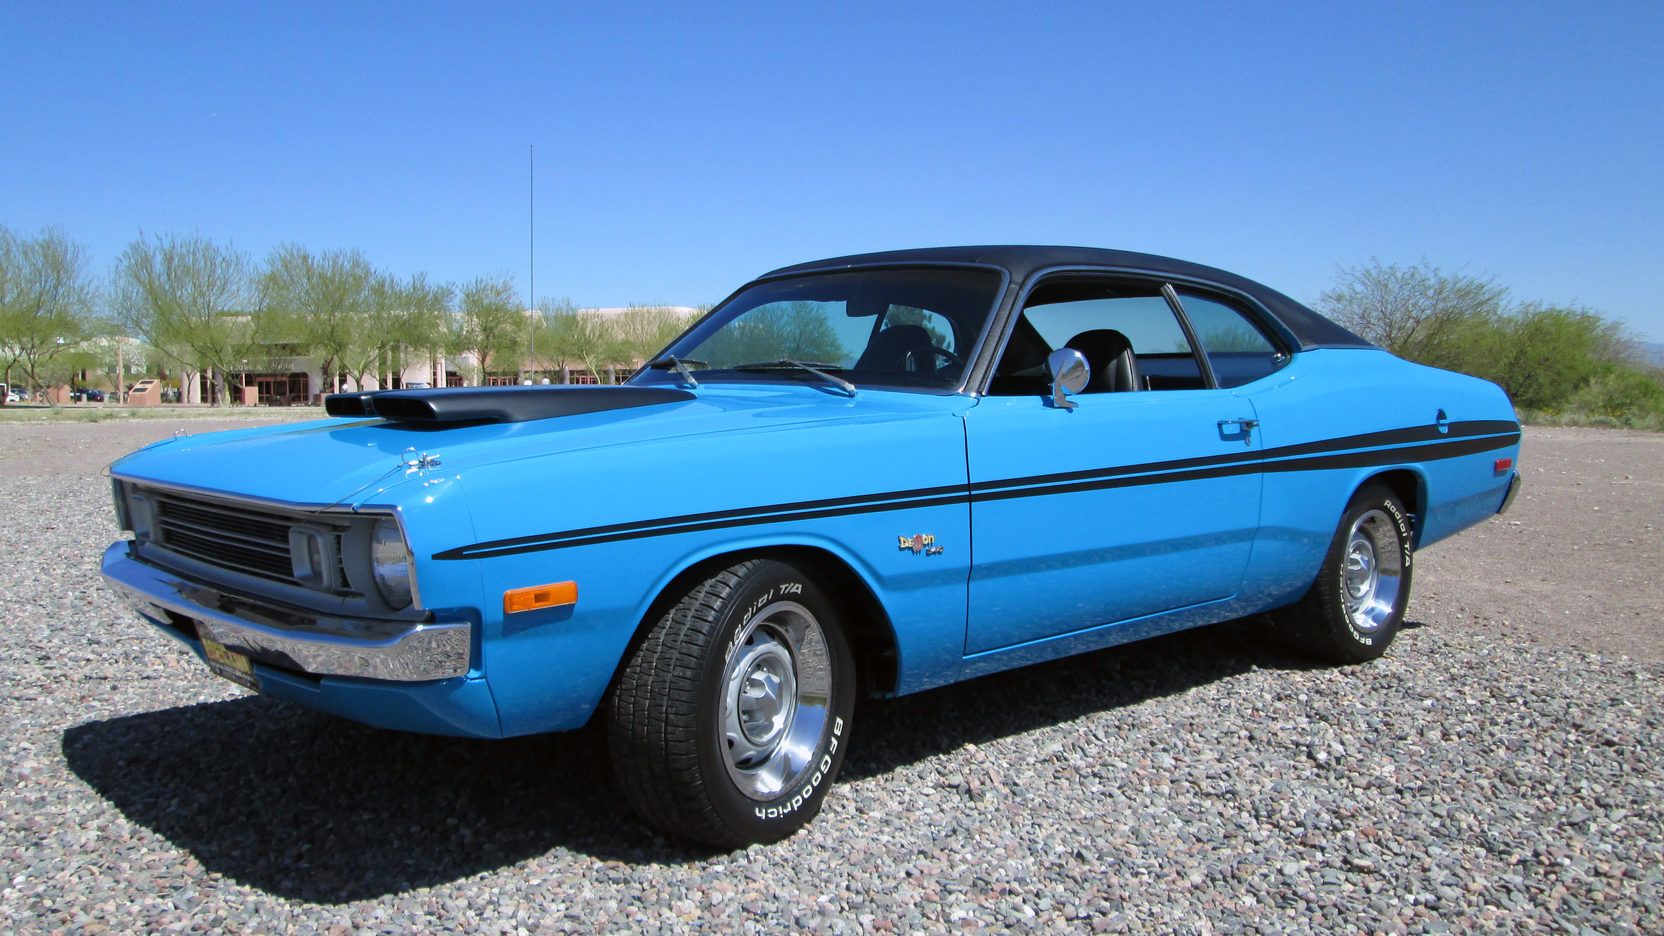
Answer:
[
  {"left": 1343, "top": 508, "right": 1403, "bottom": 634},
  {"left": 719, "top": 601, "right": 831, "bottom": 801}
]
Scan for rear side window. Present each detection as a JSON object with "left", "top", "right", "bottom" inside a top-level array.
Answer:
[{"left": 1175, "top": 292, "right": 1286, "bottom": 388}]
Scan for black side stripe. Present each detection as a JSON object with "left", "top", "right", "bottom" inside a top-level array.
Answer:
[
  {"left": 969, "top": 418, "right": 1517, "bottom": 495},
  {"left": 970, "top": 434, "right": 1516, "bottom": 503},
  {"left": 433, "top": 422, "right": 1520, "bottom": 561}
]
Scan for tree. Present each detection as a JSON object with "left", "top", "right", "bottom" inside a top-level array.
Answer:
[
  {"left": 111, "top": 232, "right": 259, "bottom": 406},
  {"left": 1317, "top": 260, "right": 1509, "bottom": 366},
  {"left": 1318, "top": 258, "right": 1664, "bottom": 422},
  {"left": 567, "top": 307, "right": 619, "bottom": 383},
  {"left": 335, "top": 272, "right": 404, "bottom": 392},
  {"left": 535, "top": 297, "right": 585, "bottom": 382},
  {"left": 0, "top": 226, "right": 97, "bottom": 404},
  {"left": 261, "top": 245, "right": 376, "bottom": 395},
  {"left": 612, "top": 305, "right": 692, "bottom": 372},
  {"left": 394, "top": 273, "right": 453, "bottom": 387},
  {"left": 1499, "top": 303, "right": 1629, "bottom": 410},
  {"left": 698, "top": 301, "right": 846, "bottom": 368},
  {"left": 459, "top": 276, "right": 526, "bottom": 379}
]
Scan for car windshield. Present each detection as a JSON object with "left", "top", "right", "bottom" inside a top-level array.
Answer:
[{"left": 630, "top": 267, "right": 1004, "bottom": 391}]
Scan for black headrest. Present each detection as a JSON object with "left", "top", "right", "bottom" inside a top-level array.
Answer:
[
  {"left": 1066, "top": 329, "right": 1134, "bottom": 359},
  {"left": 857, "top": 324, "right": 935, "bottom": 371},
  {"left": 1066, "top": 329, "right": 1141, "bottom": 392}
]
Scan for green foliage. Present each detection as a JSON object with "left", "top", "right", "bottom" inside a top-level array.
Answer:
[
  {"left": 1321, "top": 259, "right": 1664, "bottom": 427},
  {"left": 697, "top": 302, "right": 847, "bottom": 369},
  {"left": 533, "top": 302, "right": 694, "bottom": 384},
  {"left": 613, "top": 305, "right": 691, "bottom": 366},
  {"left": 260, "top": 245, "right": 378, "bottom": 394},
  {"left": 1496, "top": 303, "right": 1628, "bottom": 410},
  {"left": 391, "top": 272, "right": 454, "bottom": 382},
  {"left": 533, "top": 299, "right": 586, "bottom": 377},
  {"left": 0, "top": 225, "right": 98, "bottom": 403},
  {"left": 112, "top": 231, "right": 261, "bottom": 405},
  {"left": 1190, "top": 323, "right": 1270, "bottom": 354},
  {"left": 1320, "top": 259, "right": 1510, "bottom": 364},
  {"left": 1565, "top": 367, "right": 1664, "bottom": 421},
  {"left": 459, "top": 276, "right": 526, "bottom": 376}
]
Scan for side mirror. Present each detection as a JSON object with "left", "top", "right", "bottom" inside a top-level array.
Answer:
[{"left": 1045, "top": 348, "right": 1089, "bottom": 410}]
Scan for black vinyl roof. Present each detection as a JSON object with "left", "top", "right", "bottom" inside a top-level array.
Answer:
[{"left": 765, "top": 245, "right": 1371, "bottom": 350}]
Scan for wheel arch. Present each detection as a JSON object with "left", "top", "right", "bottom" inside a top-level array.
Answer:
[
  {"left": 1354, "top": 467, "right": 1428, "bottom": 549},
  {"left": 603, "top": 543, "right": 901, "bottom": 709}
]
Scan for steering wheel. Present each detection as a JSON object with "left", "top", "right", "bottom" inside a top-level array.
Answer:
[{"left": 923, "top": 346, "right": 964, "bottom": 370}]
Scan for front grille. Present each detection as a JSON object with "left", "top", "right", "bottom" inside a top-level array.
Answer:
[{"left": 147, "top": 490, "right": 354, "bottom": 593}]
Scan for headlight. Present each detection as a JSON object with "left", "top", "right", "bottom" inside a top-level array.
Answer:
[{"left": 370, "top": 518, "right": 415, "bottom": 610}]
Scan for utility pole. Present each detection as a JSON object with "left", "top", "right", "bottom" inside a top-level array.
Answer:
[{"left": 527, "top": 143, "right": 536, "bottom": 382}]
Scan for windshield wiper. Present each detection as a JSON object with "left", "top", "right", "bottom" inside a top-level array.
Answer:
[
  {"left": 733, "top": 359, "right": 857, "bottom": 397},
  {"left": 644, "top": 355, "right": 706, "bottom": 389}
]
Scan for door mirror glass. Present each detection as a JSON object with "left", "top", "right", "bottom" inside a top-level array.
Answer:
[{"left": 1045, "top": 347, "right": 1089, "bottom": 410}]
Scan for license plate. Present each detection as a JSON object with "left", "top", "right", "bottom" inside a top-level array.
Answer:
[{"left": 200, "top": 631, "right": 260, "bottom": 692}]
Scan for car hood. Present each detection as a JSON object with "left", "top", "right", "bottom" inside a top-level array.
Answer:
[{"left": 109, "top": 386, "right": 970, "bottom": 508}]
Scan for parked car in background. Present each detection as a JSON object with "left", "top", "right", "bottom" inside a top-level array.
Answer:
[
  {"left": 102, "top": 246, "right": 1521, "bottom": 847},
  {"left": 85, "top": 388, "right": 106, "bottom": 402}
]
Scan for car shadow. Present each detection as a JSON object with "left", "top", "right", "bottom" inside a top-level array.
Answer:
[
  {"left": 61, "top": 616, "right": 1340, "bottom": 902},
  {"left": 841, "top": 615, "right": 1325, "bottom": 783}
]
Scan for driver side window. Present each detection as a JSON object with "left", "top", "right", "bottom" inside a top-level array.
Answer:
[{"left": 989, "top": 278, "right": 1205, "bottom": 395}]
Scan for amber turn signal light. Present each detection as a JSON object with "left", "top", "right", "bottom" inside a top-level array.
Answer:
[{"left": 504, "top": 581, "right": 578, "bottom": 614}]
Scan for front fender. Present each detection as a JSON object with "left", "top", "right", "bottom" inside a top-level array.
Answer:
[{"left": 444, "top": 397, "right": 973, "bottom": 736}]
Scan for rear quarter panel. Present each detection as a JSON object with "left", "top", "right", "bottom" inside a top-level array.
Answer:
[{"left": 1237, "top": 348, "right": 1520, "bottom": 611}]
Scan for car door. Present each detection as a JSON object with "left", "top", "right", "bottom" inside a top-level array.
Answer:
[{"left": 963, "top": 276, "right": 1269, "bottom": 655}]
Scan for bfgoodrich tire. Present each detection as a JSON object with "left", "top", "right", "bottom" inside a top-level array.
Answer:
[
  {"left": 1274, "top": 484, "right": 1414, "bottom": 664},
  {"left": 607, "top": 559, "right": 856, "bottom": 848}
]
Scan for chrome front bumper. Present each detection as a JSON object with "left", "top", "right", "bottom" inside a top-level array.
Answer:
[{"left": 101, "top": 542, "right": 472, "bottom": 682}]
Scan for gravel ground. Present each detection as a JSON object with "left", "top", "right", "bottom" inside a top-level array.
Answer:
[{"left": 1, "top": 419, "right": 1659, "bottom": 933}]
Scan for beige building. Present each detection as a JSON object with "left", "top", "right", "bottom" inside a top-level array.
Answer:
[{"left": 184, "top": 306, "right": 700, "bottom": 405}]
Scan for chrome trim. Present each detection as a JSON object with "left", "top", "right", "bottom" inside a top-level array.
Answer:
[
  {"left": 719, "top": 599, "right": 833, "bottom": 800},
  {"left": 633, "top": 261, "right": 1014, "bottom": 397},
  {"left": 115, "top": 477, "right": 421, "bottom": 615},
  {"left": 1342, "top": 508, "right": 1404, "bottom": 635},
  {"left": 970, "top": 264, "right": 1298, "bottom": 397},
  {"left": 1044, "top": 347, "right": 1088, "bottom": 410},
  {"left": 102, "top": 542, "right": 469, "bottom": 682},
  {"left": 1161, "top": 282, "right": 1220, "bottom": 390},
  {"left": 110, "top": 473, "right": 355, "bottom": 515},
  {"left": 1498, "top": 469, "right": 1521, "bottom": 514}
]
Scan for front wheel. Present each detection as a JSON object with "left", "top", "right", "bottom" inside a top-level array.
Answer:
[
  {"left": 1274, "top": 484, "right": 1414, "bottom": 664},
  {"left": 608, "top": 559, "right": 855, "bottom": 848}
]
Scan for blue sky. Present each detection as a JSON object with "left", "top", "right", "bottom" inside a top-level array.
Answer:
[{"left": 3, "top": 1, "right": 1661, "bottom": 340}]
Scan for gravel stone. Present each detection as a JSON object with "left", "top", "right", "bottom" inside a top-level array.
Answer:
[{"left": 0, "top": 418, "right": 1660, "bottom": 933}]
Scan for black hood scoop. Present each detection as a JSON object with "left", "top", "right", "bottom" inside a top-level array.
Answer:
[{"left": 325, "top": 385, "right": 695, "bottom": 425}]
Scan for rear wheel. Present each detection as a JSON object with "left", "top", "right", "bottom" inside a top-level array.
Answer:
[
  {"left": 608, "top": 559, "right": 855, "bottom": 847},
  {"left": 1274, "top": 484, "right": 1413, "bottom": 663}
]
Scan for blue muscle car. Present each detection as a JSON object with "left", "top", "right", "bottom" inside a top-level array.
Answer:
[{"left": 102, "top": 246, "right": 1522, "bottom": 847}]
